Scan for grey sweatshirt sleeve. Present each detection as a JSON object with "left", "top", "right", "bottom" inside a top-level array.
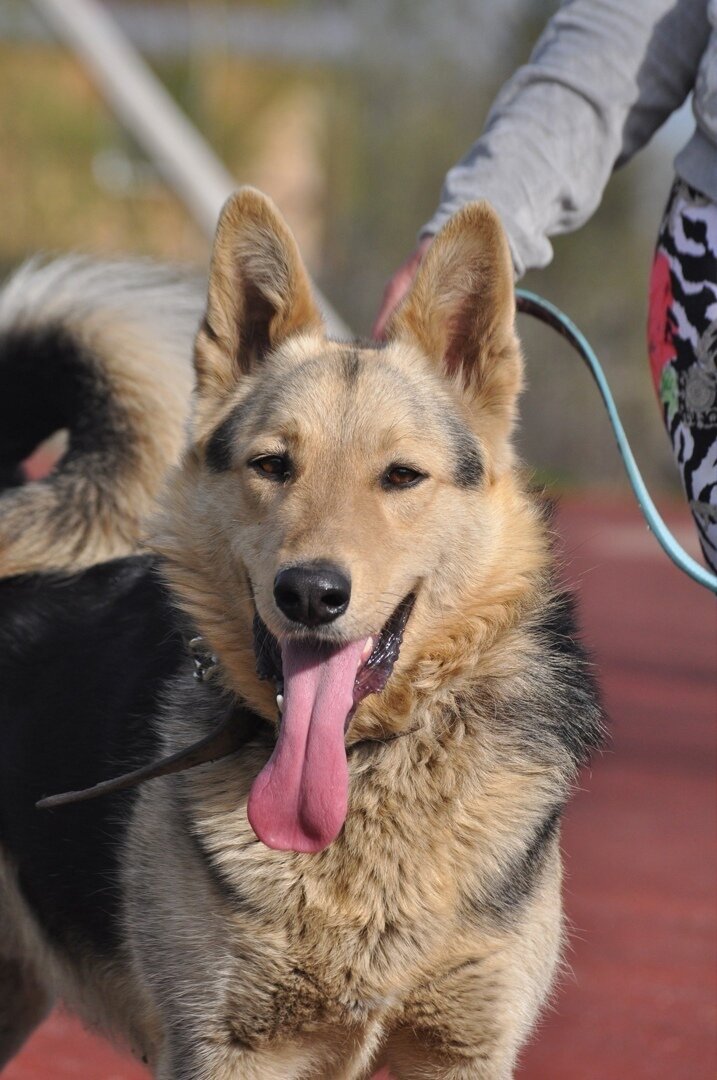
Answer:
[{"left": 421, "top": 0, "right": 711, "bottom": 277}]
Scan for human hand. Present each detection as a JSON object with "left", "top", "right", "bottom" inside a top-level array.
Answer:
[{"left": 372, "top": 236, "right": 434, "bottom": 340}]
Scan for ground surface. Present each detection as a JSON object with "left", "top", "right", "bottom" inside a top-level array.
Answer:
[{"left": 4, "top": 495, "right": 716, "bottom": 1080}]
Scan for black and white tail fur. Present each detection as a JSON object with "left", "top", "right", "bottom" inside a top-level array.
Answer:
[{"left": 0, "top": 256, "right": 202, "bottom": 577}]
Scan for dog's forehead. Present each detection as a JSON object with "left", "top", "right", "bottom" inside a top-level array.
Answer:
[
  {"left": 205, "top": 337, "right": 483, "bottom": 487},
  {"left": 255, "top": 338, "right": 439, "bottom": 428}
]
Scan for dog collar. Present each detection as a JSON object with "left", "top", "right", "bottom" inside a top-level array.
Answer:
[{"left": 188, "top": 635, "right": 219, "bottom": 682}]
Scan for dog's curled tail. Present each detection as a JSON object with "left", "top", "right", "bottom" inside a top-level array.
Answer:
[{"left": 0, "top": 256, "right": 203, "bottom": 578}]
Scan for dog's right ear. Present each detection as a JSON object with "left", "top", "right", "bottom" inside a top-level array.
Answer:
[
  {"left": 195, "top": 188, "right": 323, "bottom": 398},
  {"left": 385, "top": 202, "right": 522, "bottom": 471}
]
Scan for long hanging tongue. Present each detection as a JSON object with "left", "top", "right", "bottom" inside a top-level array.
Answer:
[{"left": 247, "top": 638, "right": 367, "bottom": 852}]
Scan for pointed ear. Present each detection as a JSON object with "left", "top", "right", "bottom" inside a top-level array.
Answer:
[
  {"left": 196, "top": 188, "right": 323, "bottom": 397},
  {"left": 386, "top": 201, "right": 522, "bottom": 459}
]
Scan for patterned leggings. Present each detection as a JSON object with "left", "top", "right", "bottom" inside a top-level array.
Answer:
[{"left": 648, "top": 179, "right": 717, "bottom": 573}]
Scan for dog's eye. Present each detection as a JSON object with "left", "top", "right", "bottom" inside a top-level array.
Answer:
[
  {"left": 249, "top": 454, "right": 291, "bottom": 481},
  {"left": 382, "top": 465, "right": 426, "bottom": 490}
]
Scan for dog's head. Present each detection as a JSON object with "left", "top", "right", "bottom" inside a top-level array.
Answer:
[{"left": 156, "top": 188, "right": 543, "bottom": 852}]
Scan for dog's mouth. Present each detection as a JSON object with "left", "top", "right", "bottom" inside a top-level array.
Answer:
[
  {"left": 247, "top": 593, "right": 415, "bottom": 854},
  {"left": 253, "top": 592, "right": 415, "bottom": 714}
]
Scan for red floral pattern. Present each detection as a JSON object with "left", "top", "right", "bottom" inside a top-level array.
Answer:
[{"left": 647, "top": 250, "right": 676, "bottom": 394}]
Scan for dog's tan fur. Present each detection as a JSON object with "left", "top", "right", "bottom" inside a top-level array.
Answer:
[{"left": 0, "top": 191, "right": 601, "bottom": 1078}]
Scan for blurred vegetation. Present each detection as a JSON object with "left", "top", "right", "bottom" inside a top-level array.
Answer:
[{"left": 0, "top": 0, "right": 689, "bottom": 491}]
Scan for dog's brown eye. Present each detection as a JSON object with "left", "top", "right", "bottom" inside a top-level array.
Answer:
[
  {"left": 383, "top": 465, "right": 426, "bottom": 489},
  {"left": 249, "top": 455, "right": 291, "bottom": 481}
]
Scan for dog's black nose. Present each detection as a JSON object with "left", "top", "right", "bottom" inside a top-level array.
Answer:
[{"left": 273, "top": 563, "right": 351, "bottom": 627}]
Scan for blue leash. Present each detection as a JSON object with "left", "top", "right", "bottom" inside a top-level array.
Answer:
[{"left": 515, "top": 289, "right": 717, "bottom": 595}]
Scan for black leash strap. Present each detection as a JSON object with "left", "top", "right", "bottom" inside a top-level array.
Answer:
[{"left": 36, "top": 706, "right": 263, "bottom": 810}]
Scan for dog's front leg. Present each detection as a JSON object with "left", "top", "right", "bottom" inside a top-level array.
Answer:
[
  {"left": 156, "top": 1023, "right": 381, "bottom": 1080},
  {"left": 155, "top": 1039, "right": 294, "bottom": 1080},
  {"left": 381, "top": 1031, "right": 516, "bottom": 1080}
]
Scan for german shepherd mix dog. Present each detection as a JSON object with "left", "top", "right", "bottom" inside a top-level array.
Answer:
[{"left": 0, "top": 191, "right": 602, "bottom": 1079}]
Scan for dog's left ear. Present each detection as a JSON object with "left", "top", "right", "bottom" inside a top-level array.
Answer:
[
  {"left": 196, "top": 188, "right": 323, "bottom": 397},
  {"left": 386, "top": 201, "right": 522, "bottom": 459}
]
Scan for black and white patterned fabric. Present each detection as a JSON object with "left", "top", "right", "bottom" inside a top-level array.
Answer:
[{"left": 648, "top": 179, "right": 717, "bottom": 573}]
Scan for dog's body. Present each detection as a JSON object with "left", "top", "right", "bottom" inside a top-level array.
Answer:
[{"left": 0, "top": 195, "right": 602, "bottom": 1078}]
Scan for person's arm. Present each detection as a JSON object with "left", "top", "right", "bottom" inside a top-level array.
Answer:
[
  {"left": 374, "top": 0, "right": 709, "bottom": 336},
  {"left": 422, "top": 0, "right": 708, "bottom": 274}
]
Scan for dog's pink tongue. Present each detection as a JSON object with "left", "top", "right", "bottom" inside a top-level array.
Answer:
[{"left": 247, "top": 638, "right": 366, "bottom": 853}]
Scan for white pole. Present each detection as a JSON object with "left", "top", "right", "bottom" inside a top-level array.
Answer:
[{"left": 30, "top": 0, "right": 351, "bottom": 339}]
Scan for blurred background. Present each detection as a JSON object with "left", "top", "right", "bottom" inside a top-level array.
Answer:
[{"left": 0, "top": 0, "right": 697, "bottom": 492}]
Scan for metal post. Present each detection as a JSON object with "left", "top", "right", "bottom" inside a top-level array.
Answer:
[{"left": 30, "top": 0, "right": 351, "bottom": 339}]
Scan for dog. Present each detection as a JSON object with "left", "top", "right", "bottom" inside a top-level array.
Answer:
[{"left": 0, "top": 190, "right": 602, "bottom": 1079}]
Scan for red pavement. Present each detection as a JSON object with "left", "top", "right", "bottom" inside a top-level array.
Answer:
[{"left": 4, "top": 496, "right": 716, "bottom": 1079}]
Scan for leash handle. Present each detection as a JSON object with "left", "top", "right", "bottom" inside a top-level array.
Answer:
[{"left": 515, "top": 289, "right": 717, "bottom": 595}]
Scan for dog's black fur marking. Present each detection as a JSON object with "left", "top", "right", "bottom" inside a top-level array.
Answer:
[
  {"left": 205, "top": 412, "right": 238, "bottom": 472},
  {"left": 0, "top": 556, "right": 186, "bottom": 957},
  {"left": 533, "top": 591, "right": 604, "bottom": 768},
  {"left": 480, "top": 807, "right": 562, "bottom": 922},
  {"left": 492, "top": 590, "right": 603, "bottom": 774},
  {"left": 460, "top": 591, "right": 602, "bottom": 924},
  {"left": 0, "top": 326, "right": 129, "bottom": 475},
  {"left": 453, "top": 442, "right": 484, "bottom": 488},
  {"left": 204, "top": 399, "right": 256, "bottom": 473},
  {"left": 443, "top": 414, "right": 484, "bottom": 489},
  {"left": 461, "top": 806, "right": 562, "bottom": 924},
  {"left": 341, "top": 350, "right": 361, "bottom": 385}
]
